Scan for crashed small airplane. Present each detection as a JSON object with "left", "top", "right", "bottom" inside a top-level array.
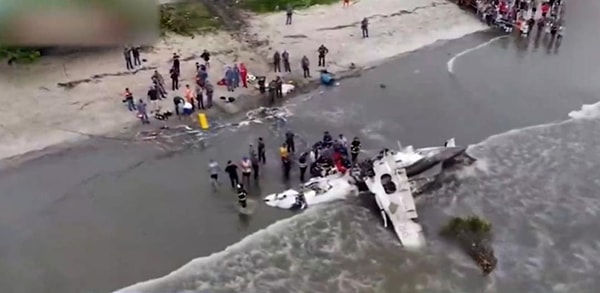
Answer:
[{"left": 264, "top": 138, "right": 474, "bottom": 211}]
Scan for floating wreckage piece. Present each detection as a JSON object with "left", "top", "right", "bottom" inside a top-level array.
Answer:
[{"left": 440, "top": 216, "right": 497, "bottom": 274}]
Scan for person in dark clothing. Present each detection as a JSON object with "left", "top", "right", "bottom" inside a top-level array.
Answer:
[
  {"left": 285, "top": 130, "right": 295, "bottom": 153},
  {"left": 282, "top": 157, "right": 292, "bottom": 180},
  {"left": 361, "top": 18, "right": 369, "bottom": 38},
  {"left": 350, "top": 137, "right": 361, "bottom": 163},
  {"left": 317, "top": 45, "right": 329, "bottom": 67},
  {"left": 282, "top": 50, "right": 291, "bottom": 72},
  {"left": 225, "top": 160, "right": 240, "bottom": 188},
  {"left": 172, "top": 53, "right": 180, "bottom": 75},
  {"left": 170, "top": 67, "right": 179, "bottom": 90},
  {"left": 132, "top": 46, "right": 141, "bottom": 66},
  {"left": 196, "top": 85, "right": 205, "bottom": 110},
  {"left": 236, "top": 184, "right": 248, "bottom": 208},
  {"left": 173, "top": 96, "right": 184, "bottom": 116},
  {"left": 286, "top": 4, "right": 293, "bottom": 25},
  {"left": 273, "top": 51, "right": 281, "bottom": 72},
  {"left": 298, "top": 152, "right": 308, "bottom": 182},
  {"left": 268, "top": 80, "right": 277, "bottom": 103},
  {"left": 527, "top": 18, "right": 535, "bottom": 35},
  {"left": 312, "top": 141, "right": 322, "bottom": 160},
  {"left": 250, "top": 148, "right": 260, "bottom": 180},
  {"left": 200, "top": 49, "right": 210, "bottom": 67},
  {"left": 124, "top": 47, "right": 133, "bottom": 70},
  {"left": 257, "top": 137, "right": 266, "bottom": 164},
  {"left": 322, "top": 131, "right": 333, "bottom": 148},
  {"left": 205, "top": 81, "right": 214, "bottom": 108},
  {"left": 147, "top": 86, "right": 159, "bottom": 112},
  {"left": 275, "top": 77, "right": 284, "bottom": 99},
  {"left": 301, "top": 55, "right": 311, "bottom": 78}
]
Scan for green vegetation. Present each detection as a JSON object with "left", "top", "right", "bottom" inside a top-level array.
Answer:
[
  {"left": 0, "top": 47, "right": 41, "bottom": 64},
  {"left": 159, "top": 2, "right": 220, "bottom": 36},
  {"left": 243, "top": 0, "right": 339, "bottom": 13},
  {"left": 440, "top": 216, "right": 497, "bottom": 275}
]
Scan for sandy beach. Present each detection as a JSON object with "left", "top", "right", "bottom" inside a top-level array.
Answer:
[{"left": 0, "top": 0, "right": 485, "bottom": 163}]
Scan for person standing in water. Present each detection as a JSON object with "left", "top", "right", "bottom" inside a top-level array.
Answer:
[
  {"left": 225, "top": 160, "right": 240, "bottom": 188},
  {"left": 285, "top": 130, "right": 295, "bottom": 153},
  {"left": 240, "top": 156, "right": 252, "bottom": 187},
  {"left": 208, "top": 159, "right": 220, "bottom": 187},
  {"left": 249, "top": 146, "right": 260, "bottom": 181},
  {"left": 298, "top": 151, "right": 308, "bottom": 182},
  {"left": 236, "top": 184, "right": 248, "bottom": 208},
  {"left": 258, "top": 137, "right": 266, "bottom": 164},
  {"left": 350, "top": 137, "right": 361, "bottom": 163}
]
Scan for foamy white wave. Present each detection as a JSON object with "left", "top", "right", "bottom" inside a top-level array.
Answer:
[{"left": 568, "top": 101, "right": 600, "bottom": 120}]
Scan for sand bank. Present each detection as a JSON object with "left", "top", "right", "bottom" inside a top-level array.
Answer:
[{"left": 0, "top": 0, "right": 486, "bottom": 163}]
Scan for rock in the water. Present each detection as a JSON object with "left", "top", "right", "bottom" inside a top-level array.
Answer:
[{"left": 440, "top": 216, "right": 497, "bottom": 274}]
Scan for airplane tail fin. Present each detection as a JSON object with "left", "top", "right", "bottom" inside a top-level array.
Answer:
[{"left": 444, "top": 138, "right": 456, "bottom": 147}]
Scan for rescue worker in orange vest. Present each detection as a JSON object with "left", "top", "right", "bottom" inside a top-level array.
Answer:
[{"left": 279, "top": 143, "right": 291, "bottom": 180}]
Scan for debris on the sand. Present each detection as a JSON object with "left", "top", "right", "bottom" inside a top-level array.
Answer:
[{"left": 440, "top": 216, "right": 497, "bottom": 275}]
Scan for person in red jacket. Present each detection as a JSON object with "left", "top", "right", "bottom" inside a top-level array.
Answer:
[{"left": 239, "top": 63, "right": 248, "bottom": 88}]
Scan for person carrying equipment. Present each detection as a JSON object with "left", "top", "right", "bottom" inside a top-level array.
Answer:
[
  {"left": 236, "top": 184, "right": 248, "bottom": 208},
  {"left": 350, "top": 137, "right": 361, "bottom": 163}
]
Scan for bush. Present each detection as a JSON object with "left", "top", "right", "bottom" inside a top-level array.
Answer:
[
  {"left": 243, "top": 0, "right": 339, "bottom": 13},
  {"left": 0, "top": 47, "right": 41, "bottom": 64},
  {"left": 160, "top": 2, "right": 220, "bottom": 36},
  {"left": 440, "top": 216, "right": 497, "bottom": 274}
]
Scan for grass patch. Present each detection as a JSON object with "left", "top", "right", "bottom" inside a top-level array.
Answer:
[
  {"left": 243, "top": 0, "right": 339, "bottom": 13},
  {"left": 0, "top": 47, "right": 41, "bottom": 64},
  {"left": 160, "top": 2, "right": 221, "bottom": 36}
]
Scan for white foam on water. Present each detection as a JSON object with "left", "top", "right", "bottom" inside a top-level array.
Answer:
[
  {"left": 447, "top": 35, "right": 509, "bottom": 74},
  {"left": 568, "top": 100, "right": 600, "bottom": 120}
]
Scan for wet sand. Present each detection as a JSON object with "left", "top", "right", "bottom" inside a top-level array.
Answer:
[{"left": 2, "top": 3, "right": 600, "bottom": 291}]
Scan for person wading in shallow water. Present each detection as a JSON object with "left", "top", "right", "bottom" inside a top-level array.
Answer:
[
  {"left": 225, "top": 160, "right": 240, "bottom": 188},
  {"left": 249, "top": 146, "right": 260, "bottom": 181},
  {"left": 236, "top": 184, "right": 248, "bottom": 208},
  {"left": 350, "top": 137, "right": 361, "bottom": 163},
  {"left": 208, "top": 159, "right": 220, "bottom": 188},
  {"left": 285, "top": 130, "right": 295, "bottom": 153},
  {"left": 240, "top": 156, "right": 252, "bottom": 187},
  {"left": 298, "top": 151, "right": 309, "bottom": 182},
  {"left": 258, "top": 137, "right": 266, "bottom": 164}
]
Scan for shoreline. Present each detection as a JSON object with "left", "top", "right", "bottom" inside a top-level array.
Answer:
[{"left": 0, "top": 0, "right": 487, "bottom": 165}]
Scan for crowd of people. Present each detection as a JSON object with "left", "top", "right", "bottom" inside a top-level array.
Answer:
[
  {"left": 120, "top": 49, "right": 257, "bottom": 123},
  {"left": 207, "top": 131, "right": 363, "bottom": 209},
  {"left": 467, "top": 0, "right": 565, "bottom": 38}
]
